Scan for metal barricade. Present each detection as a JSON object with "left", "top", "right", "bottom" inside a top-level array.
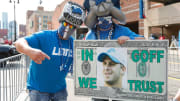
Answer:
[
  {"left": 0, "top": 54, "right": 29, "bottom": 101},
  {"left": 168, "top": 47, "right": 180, "bottom": 72}
]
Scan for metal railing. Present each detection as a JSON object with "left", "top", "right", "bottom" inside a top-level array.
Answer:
[
  {"left": 0, "top": 54, "right": 29, "bottom": 101},
  {"left": 168, "top": 47, "right": 180, "bottom": 72}
]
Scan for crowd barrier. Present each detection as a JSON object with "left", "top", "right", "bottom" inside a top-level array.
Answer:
[
  {"left": 0, "top": 54, "right": 30, "bottom": 101},
  {"left": 168, "top": 47, "right": 180, "bottom": 72}
]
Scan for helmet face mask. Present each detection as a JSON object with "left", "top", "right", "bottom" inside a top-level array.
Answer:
[
  {"left": 97, "top": 16, "right": 113, "bottom": 30},
  {"left": 58, "top": 21, "right": 75, "bottom": 40}
]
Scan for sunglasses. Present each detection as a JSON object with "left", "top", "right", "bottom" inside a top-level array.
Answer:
[{"left": 62, "top": 21, "right": 76, "bottom": 29}]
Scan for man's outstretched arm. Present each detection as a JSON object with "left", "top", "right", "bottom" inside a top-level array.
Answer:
[{"left": 14, "top": 38, "right": 50, "bottom": 64}]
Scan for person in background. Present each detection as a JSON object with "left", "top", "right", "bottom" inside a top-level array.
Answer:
[
  {"left": 83, "top": 0, "right": 144, "bottom": 101},
  {"left": 14, "top": 2, "right": 85, "bottom": 101},
  {"left": 83, "top": 0, "right": 144, "bottom": 44}
]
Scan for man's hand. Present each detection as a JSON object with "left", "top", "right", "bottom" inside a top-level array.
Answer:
[
  {"left": 14, "top": 38, "right": 50, "bottom": 64},
  {"left": 28, "top": 48, "right": 50, "bottom": 64},
  {"left": 117, "top": 36, "right": 130, "bottom": 45}
]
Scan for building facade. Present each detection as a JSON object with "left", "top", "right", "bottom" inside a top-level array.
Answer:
[
  {"left": 0, "top": 29, "right": 8, "bottom": 40},
  {"left": 120, "top": 0, "right": 164, "bottom": 38},
  {"left": 0, "top": 20, "right": 1, "bottom": 29},
  {"left": 144, "top": 0, "right": 180, "bottom": 41},
  {"left": 8, "top": 21, "right": 17, "bottom": 41},
  {"left": 19, "top": 24, "right": 26, "bottom": 38},
  {"left": 2, "top": 12, "right": 8, "bottom": 29},
  {"left": 26, "top": 6, "right": 53, "bottom": 36}
]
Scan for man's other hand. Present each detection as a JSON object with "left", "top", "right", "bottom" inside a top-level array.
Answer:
[
  {"left": 28, "top": 48, "right": 50, "bottom": 64},
  {"left": 117, "top": 36, "right": 130, "bottom": 45}
]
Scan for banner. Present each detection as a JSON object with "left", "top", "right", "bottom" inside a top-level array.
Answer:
[
  {"left": 74, "top": 40, "right": 168, "bottom": 101},
  {"left": 139, "top": 0, "right": 145, "bottom": 19}
]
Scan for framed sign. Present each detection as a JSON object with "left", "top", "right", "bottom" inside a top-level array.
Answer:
[{"left": 74, "top": 40, "right": 168, "bottom": 101}]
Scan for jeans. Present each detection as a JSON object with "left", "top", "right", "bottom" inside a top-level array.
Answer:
[
  {"left": 29, "top": 89, "right": 68, "bottom": 101},
  {"left": 92, "top": 98, "right": 120, "bottom": 101},
  {"left": 92, "top": 99, "right": 108, "bottom": 101}
]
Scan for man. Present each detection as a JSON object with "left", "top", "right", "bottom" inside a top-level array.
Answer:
[
  {"left": 15, "top": 2, "right": 85, "bottom": 101},
  {"left": 83, "top": 0, "right": 144, "bottom": 43},
  {"left": 97, "top": 48, "right": 126, "bottom": 88}
]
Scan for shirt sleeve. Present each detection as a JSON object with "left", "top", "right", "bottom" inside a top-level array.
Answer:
[
  {"left": 24, "top": 31, "right": 44, "bottom": 49},
  {"left": 85, "top": 30, "right": 96, "bottom": 40},
  {"left": 125, "top": 27, "right": 144, "bottom": 40}
]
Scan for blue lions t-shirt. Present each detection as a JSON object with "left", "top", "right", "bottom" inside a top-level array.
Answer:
[
  {"left": 25, "top": 30, "right": 73, "bottom": 93},
  {"left": 85, "top": 24, "right": 144, "bottom": 40}
]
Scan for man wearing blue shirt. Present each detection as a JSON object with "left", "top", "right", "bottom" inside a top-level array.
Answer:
[{"left": 15, "top": 2, "right": 85, "bottom": 101}]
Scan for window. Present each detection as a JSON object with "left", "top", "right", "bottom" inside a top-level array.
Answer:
[
  {"left": 43, "top": 24, "right": 47, "bottom": 29},
  {"left": 43, "top": 16, "right": 48, "bottom": 19},
  {"left": 30, "top": 21, "right": 34, "bottom": 28}
]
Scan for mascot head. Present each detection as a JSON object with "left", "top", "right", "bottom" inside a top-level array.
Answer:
[{"left": 83, "top": 0, "right": 126, "bottom": 29}]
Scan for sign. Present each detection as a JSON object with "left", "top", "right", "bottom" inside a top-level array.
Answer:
[{"left": 74, "top": 40, "right": 168, "bottom": 101}]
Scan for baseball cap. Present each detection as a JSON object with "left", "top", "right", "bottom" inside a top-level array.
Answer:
[{"left": 98, "top": 48, "right": 127, "bottom": 67}]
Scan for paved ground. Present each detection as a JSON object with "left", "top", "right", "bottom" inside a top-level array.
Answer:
[
  {"left": 168, "top": 71, "right": 180, "bottom": 100},
  {"left": 15, "top": 77, "right": 91, "bottom": 101},
  {"left": 15, "top": 71, "right": 180, "bottom": 101}
]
